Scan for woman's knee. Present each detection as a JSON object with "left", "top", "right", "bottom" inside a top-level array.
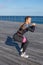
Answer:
[
  {"left": 22, "top": 37, "right": 27, "bottom": 43},
  {"left": 22, "top": 37, "right": 29, "bottom": 44}
]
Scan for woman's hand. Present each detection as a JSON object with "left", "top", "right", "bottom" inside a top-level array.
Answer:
[{"left": 32, "top": 23, "right": 36, "bottom": 26}]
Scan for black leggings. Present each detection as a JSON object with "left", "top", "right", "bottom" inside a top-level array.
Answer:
[
  {"left": 21, "top": 40, "right": 29, "bottom": 52},
  {"left": 13, "top": 33, "right": 29, "bottom": 52}
]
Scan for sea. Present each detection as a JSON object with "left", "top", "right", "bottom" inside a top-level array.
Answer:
[{"left": 0, "top": 16, "right": 43, "bottom": 24}]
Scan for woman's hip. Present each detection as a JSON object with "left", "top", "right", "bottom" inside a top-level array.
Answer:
[{"left": 13, "top": 33, "right": 23, "bottom": 42}]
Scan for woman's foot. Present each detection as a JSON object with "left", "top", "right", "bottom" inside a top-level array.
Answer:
[{"left": 20, "top": 52, "right": 29, "bottom": 58}]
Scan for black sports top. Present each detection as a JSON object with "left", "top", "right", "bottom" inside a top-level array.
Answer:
[{"left": 17, "top": 23, "right": 35, "bottom": 37}]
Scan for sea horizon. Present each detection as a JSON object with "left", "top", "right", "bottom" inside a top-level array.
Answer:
[{"left": 0, "top": 16, "right": 43, "bottom": 24}]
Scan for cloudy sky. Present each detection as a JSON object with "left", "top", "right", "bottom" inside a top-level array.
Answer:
[{"left": 0, "top": 0, "right": 43, "bottom": 16}]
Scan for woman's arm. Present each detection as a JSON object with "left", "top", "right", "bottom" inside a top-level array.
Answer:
[
  {"left": 28, "top": 26, "right": 35, "bottom": 32},
  {"left": 26, "top": 23, "right": 36, "bottom": 32}
]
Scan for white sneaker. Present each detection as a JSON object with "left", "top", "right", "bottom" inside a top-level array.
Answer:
[{"left": 21, "top": 52, "right": 29, "bottom": 58}]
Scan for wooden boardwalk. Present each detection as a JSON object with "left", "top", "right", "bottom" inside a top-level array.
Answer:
[{"left": 0, "top": 21, "right": 43, "bottom": 65}]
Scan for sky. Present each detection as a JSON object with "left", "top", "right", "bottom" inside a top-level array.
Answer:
[{"left": 0, "top": 0, "right": 43, "bottom": 16}]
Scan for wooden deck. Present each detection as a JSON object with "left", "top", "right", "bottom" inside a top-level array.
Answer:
[{"left": 0, "top": 21, "right": 43, "bottom": 65}]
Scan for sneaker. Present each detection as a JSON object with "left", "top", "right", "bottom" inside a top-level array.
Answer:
[{"left": 21, "top": 52, "right": 29, "bottom": 58}]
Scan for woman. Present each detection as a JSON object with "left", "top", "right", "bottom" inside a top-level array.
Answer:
[{"left": 13, "top": 16, "right": 36, "bottom": 58}]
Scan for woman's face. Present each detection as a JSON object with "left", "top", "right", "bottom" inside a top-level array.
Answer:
[{"left": 26, "top": 18, "right": 31, "bottom": 24}]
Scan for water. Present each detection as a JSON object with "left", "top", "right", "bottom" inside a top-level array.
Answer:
[{"left": 0, "top": 16, "right": 43, "bottom": 24}]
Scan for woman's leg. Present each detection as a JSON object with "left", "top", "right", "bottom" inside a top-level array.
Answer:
[
  {"left": 20, "top": 39, "right": 29, "bottom": 58},
  {"left": 21, "top": 40, "right": 29, "bottom": 53},
  {"left": 13, "top": 33, "right": 29, "bottom": 53}
]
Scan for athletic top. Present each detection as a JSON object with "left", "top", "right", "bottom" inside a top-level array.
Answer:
[{"left": 17, "top": 23, "right": 35, "bottom": 37}]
